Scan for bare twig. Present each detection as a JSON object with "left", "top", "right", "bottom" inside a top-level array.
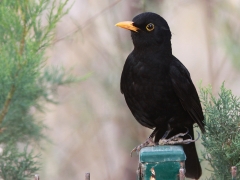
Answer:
[
  {"left": 54, "top": 0, "right": 121, "bottom": 43},
  {"left": 203, "top": 0, "right": 214, "bottom": 89},
  {"left": 34, "top": 174, "right": 40, "bottom": 180},
  {"left": 231, "top": 166, "right": 237, "bottom": 180},
  {"left": 85, "top": 173, "right": 90, "bottom": 180}
]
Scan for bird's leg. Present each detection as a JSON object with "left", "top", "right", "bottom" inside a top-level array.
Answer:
[
  {"left": 159, "top": 128, "right": 200, "bottom": 145},
  {"left": 159, "top": 128, "right": 189, "bottom": 145},
  {"left": 157, "top": 124, "right": 173, "bottom": 145},
  {"left": 130, "top": 128, "right": 158, "bottom": 156},
  {"left": 161, "top": 124, "right": 173, "bottom": 139}
]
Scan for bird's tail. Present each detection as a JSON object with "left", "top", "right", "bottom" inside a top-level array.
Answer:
[{"left": 182, "top": 127, "right": 202, "bottom": 179}]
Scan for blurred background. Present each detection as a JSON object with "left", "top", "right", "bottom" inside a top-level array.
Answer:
[{"left": 41, "top": 0, "right": 240, "bottom": 179}]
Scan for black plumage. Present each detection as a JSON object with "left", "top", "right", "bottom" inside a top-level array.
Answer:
[{"left": 116, "top": 12, "right": 205, "bottom": 179}]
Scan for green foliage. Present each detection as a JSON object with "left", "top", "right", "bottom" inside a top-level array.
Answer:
[
  {"left": 0, "top": 144, "right": 40, "bottom": 180},
  {"left": 0, "top": 0, "right": 78, "bottom": 178},
  {"left": 200, "top": 83, "right": 240, "bottom": 179}
]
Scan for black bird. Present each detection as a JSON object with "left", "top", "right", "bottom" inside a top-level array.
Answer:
[{"left": 116, "top": 12, "right": 205, "bottom": 179}]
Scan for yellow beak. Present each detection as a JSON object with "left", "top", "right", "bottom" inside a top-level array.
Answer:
[{"left": 115, "top": 21, "right": 139, "bottom": 32}]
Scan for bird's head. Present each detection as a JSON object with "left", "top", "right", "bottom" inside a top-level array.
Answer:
[{"left": 116, "top": 12, "right": 172, "bottom": 49}]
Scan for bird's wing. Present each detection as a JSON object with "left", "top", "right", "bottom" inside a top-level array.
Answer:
[
  {"left": 169, "top": 57, "right": 205, "bottom": 132},
  {"left": 120, "top": 53, "right": 133, "bottom": 94}
]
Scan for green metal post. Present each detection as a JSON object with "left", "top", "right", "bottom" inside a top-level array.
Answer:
[{"left": 138, "top": 146, "right": 186, "bottom": 180}]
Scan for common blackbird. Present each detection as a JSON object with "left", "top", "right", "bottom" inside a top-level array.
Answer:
[{"left": 116, "top": 12, "right": 205, "bottom": 179}]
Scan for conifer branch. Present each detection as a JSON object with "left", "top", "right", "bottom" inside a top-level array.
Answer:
[
  {"left": 0, "top": 1, "right": 28, "bottom": 124},
  {"left": 0, "top": 85, "right": 16, "bottom": 124},
  {"left": 200, "top": 83, "right": 240, "bottom": 179},
  {"left": 0, "top": 0, "right": 77, "bottom": 177}
]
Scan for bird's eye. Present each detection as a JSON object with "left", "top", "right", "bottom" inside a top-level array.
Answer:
[{"left": 146, "top": 23, "right": 154, "bottom": 31}]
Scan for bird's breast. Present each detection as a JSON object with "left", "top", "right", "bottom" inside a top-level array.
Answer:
[
  {"left": 121, "top": 56, "right": 185, "bottom": 128},
  {"left": 123, "top": 63, "right": 177, "bottom": 118}
]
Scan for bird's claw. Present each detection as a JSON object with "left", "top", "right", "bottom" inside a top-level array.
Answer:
[
  {"left": 159, "top": 129, "right": 200, "bottom": 145},
  {"left": 131, "top": 137, "right": 156, "bottom": 156}
]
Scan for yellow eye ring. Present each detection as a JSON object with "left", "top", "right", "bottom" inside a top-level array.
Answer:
[{"left": 146, "top": 23, "right": 154, "bottom": 31}]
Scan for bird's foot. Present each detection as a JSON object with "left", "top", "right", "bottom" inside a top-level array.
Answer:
[
  {"left": 131, "top": 137, "right": 156, "bottom": 156},
  {"left": 159, "top": 128, "right": 200, "bottom": 145}
]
